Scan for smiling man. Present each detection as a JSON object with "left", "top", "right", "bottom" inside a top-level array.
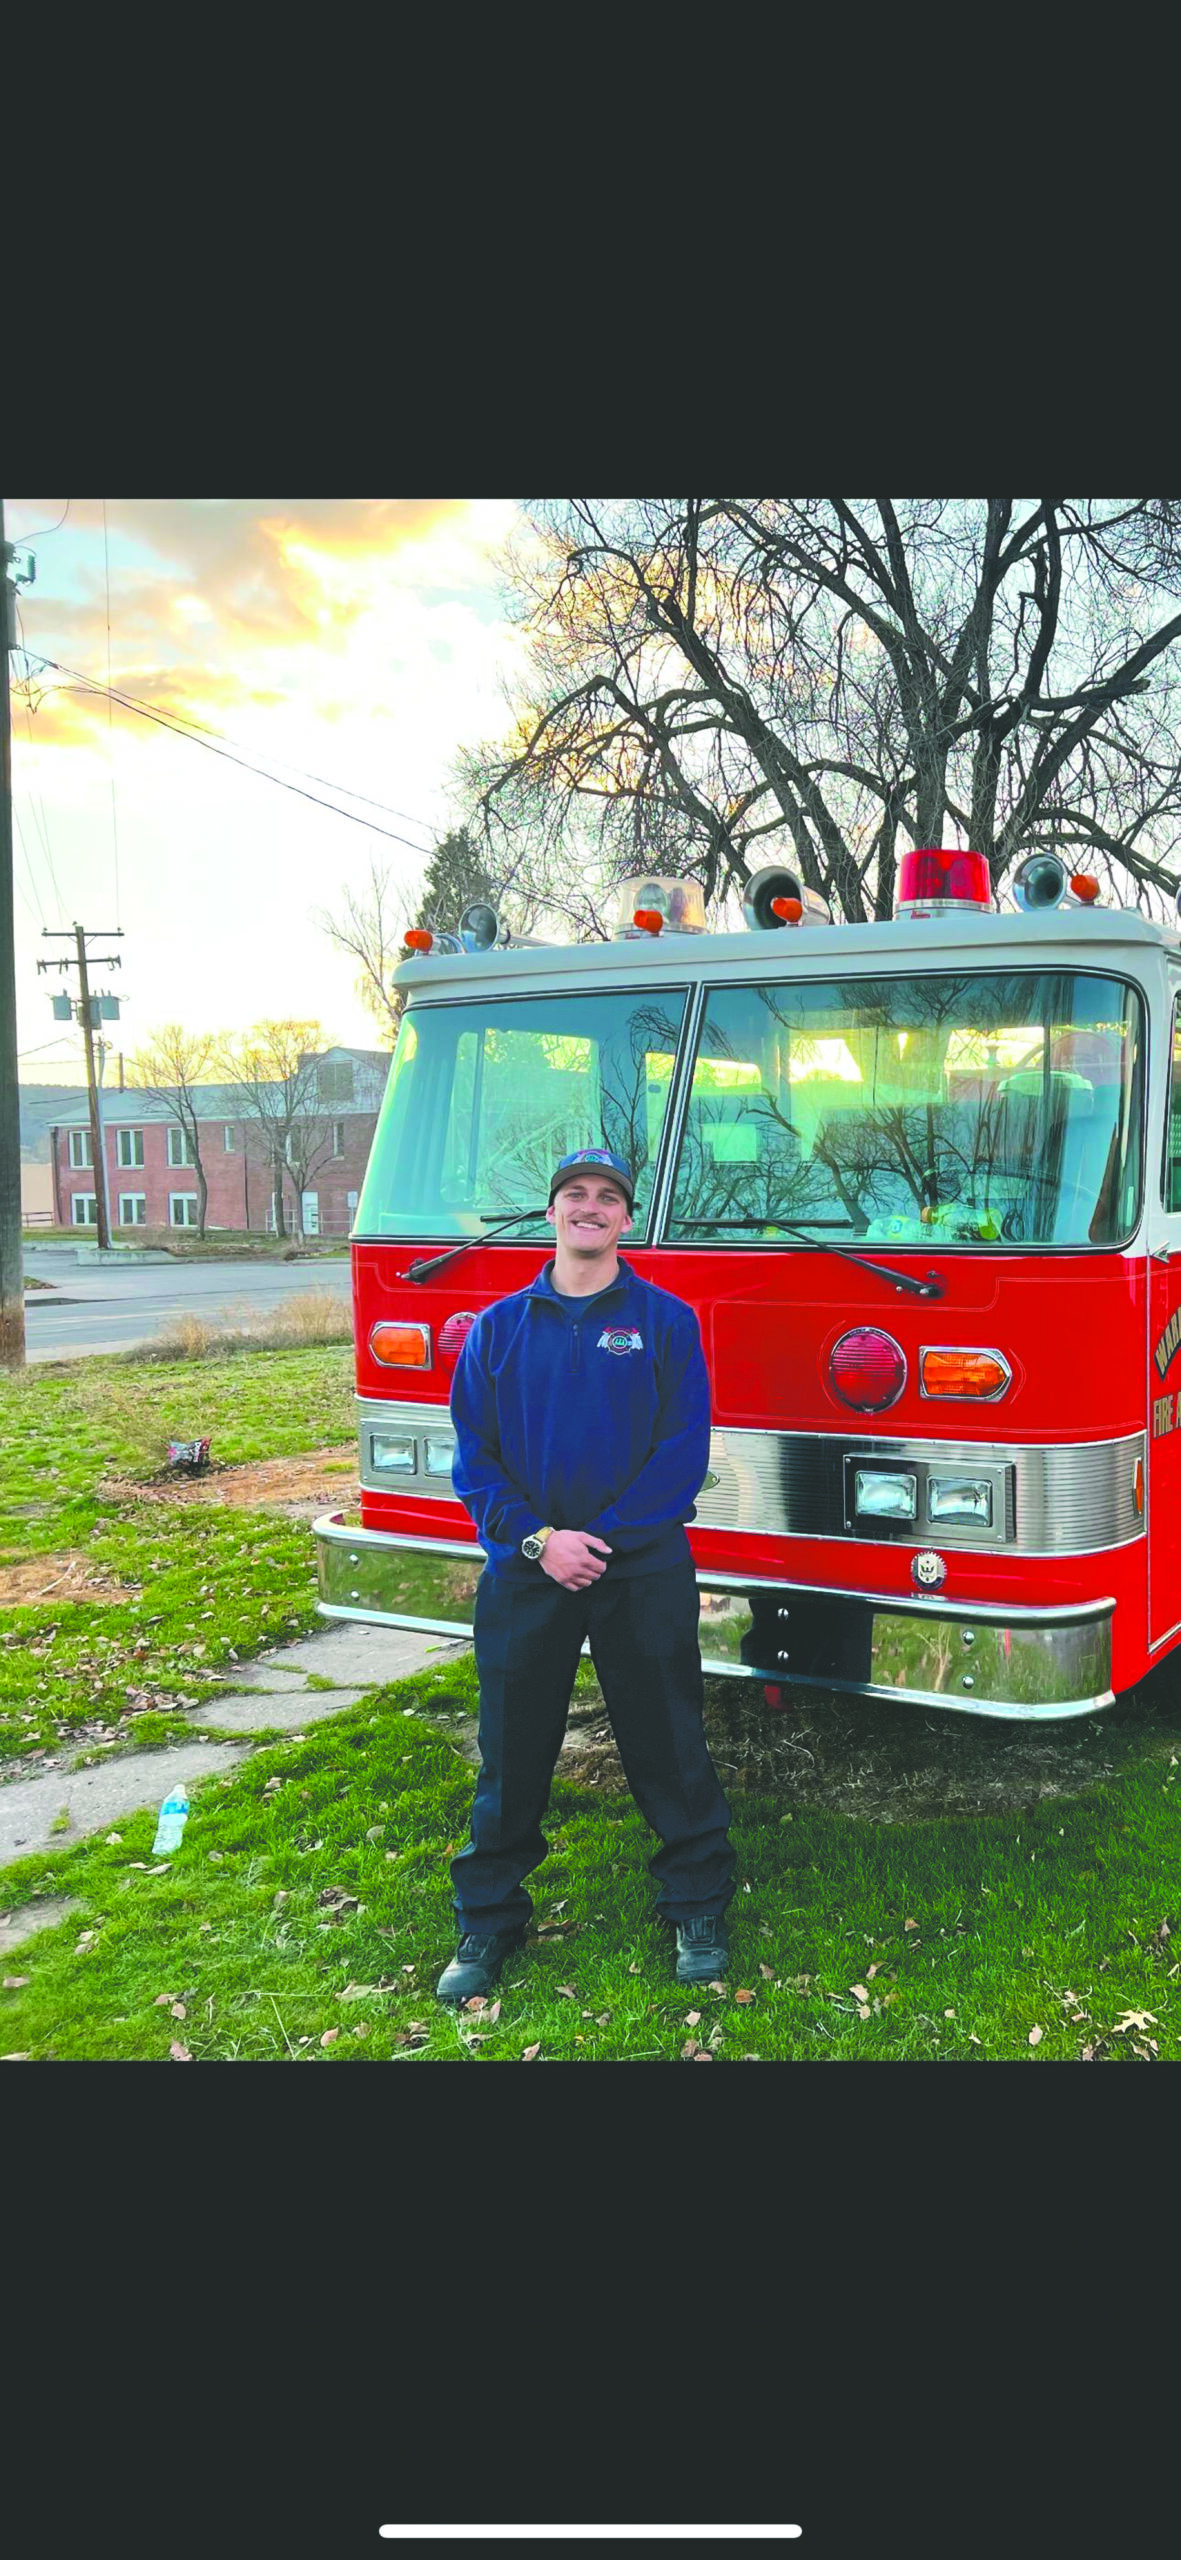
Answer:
[{"left": 438, "top": 1146, "right": 736, "bottom": 2004}]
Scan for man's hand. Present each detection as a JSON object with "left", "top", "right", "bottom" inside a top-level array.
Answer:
[{"left": 540, "top": 1530, "right": 613, "bottom": 1590}]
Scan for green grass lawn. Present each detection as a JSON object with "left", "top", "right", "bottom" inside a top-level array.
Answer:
[
  {"left": 2, "top": 1344, "right": 1179, "bottom": 2061},
  {"left": 0, "top": 1347, "right": 353, "bottom": 1760}
]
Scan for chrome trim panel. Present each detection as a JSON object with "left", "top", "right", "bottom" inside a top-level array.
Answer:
[
  {"left": 311, "top": 1513, "right": 1115, "bottom": 1721},
  {"left": 693, "top": 1424, "right": 1145, "bottom": 1554},
  {"left": 356, "top": 1399, "right": 1145, "bottom": 1552}
]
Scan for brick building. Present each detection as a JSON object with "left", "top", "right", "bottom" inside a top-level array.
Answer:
[{"left": 50, "top": 1046, "right": 390, "bottom": 1239}]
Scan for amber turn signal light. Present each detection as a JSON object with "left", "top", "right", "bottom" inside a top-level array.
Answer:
[
  {"left": 1069, "top": 875, "right": 1100, "bottom": 904},
  {"left": 770, "top": 896, "right": 803, "bottom": 924},
  {"left": 403, "top": 929, "right": 433, "bottom": 952},
  {"left": 370, "top": 1321, "right": 431, "bottom": 1367},
  {"left": 920, "top": 1348, "right": 1011, "bottom": 1400},
  {"left": 633, "top": 908, "right": 664, "bottom": 935}
]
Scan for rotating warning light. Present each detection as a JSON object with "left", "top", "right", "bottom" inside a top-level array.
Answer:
[{"left": 895, "top": 847, "right": 992, "bottom": 920}]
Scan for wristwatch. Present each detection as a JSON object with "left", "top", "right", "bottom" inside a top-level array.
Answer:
[{"left": 521, "top": 1525, "right": 554, "bottom": 1562}]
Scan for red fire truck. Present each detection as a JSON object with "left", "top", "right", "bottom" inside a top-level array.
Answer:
[{"left": 312, "top": 846, "right": 1181, "bottom": 1723}]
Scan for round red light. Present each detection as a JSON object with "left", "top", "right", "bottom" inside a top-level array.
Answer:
[
  {"left": 896, "top": 847, "right": 991, "bottom": 913},
  {"left": 829, "top": 1326, "right": 907, "bottom": 1413},
  {"left": 438, "top": 1311, "right": 477, "bottom": 1360}
]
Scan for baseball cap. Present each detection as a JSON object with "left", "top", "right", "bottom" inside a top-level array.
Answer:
[{"left": 548, "top": 1147, "right": 635, "bottom": 1210}]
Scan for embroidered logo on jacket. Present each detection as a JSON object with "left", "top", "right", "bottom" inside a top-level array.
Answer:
[{"left": 597, "top": 1328, "right": 644, "bottom": 1355}]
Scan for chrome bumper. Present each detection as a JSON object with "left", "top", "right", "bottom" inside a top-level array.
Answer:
[{"left": 311, "top": 1515, "right": 1115, "bottom": 1723}]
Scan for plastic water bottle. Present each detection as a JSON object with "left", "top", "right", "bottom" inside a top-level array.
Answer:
[{"left": 152, "top": 1787, "right": 190, "bottom": 1856}]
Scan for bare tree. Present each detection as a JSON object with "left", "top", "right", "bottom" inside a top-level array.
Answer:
[
  {"left": 461, "top": 500, "right": 1181, "bottom": 921},
  {"left": 318, "top": 859, "right": 407, "bottom": 1046},
  {"left": 126, "top": 1025, "right": 218, "bottom": 1239},
  {"left": 214, "top": 1021, "right": 336, "bottom": 1240}
]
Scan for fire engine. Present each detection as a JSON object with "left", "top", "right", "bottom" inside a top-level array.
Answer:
[{"left": 312, "top": 846, "right": 1181, "bottom": 1723}]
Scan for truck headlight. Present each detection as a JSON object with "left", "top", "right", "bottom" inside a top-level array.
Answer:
[
  {"left": 370, "top": 1433, "right": 416, "bottom": 1473},
  {"left": 423, "top": 1438, "right": 455, "bottom": 1478},
  {"left": 927, "top": 1475, "right": 992, "bottom": 1527},
  {"left": 854, "top": 1469, "right": 917, "bottom": 1520}
]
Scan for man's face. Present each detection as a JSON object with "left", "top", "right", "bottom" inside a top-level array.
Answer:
[{"left": 546, "top": 1176, "right": 633, "bottom": 1257}]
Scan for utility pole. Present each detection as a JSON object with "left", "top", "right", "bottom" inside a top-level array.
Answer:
[
  {"left": 37, "top": 925, "right": 124, "bottom": 1252},
  {"left": 0, "top": 500, "right": 26, "bottom": 1369}
]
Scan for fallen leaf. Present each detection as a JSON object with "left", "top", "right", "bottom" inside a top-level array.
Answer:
[
  {"left": 733, "top": 1988, "right": 755, "bottom": 2005},
  {"left": 968, "top": 2034, "right": 982, "bottom": 2047},
  {"left": 628, "top": 1962, "right": 641, "bottom": 1975},
  {"left": 3, "top": 1976, "right": 30, "bottom": 1991},
  {"left": 364, "top": 1826, "right": 385, "bottom": 1844},
  {"left": 320, "top": 2029, "right": 340, "bottom": 2047},
  {"left": 556, "top": 1984, "right": 575, "bottom": 1999},
  {"left": 1, "top": 2053, "right": 31, "bottom": 2061},
  {"left": 338, "top": 1983, "right": 381, "bottom": 2003},
  {"left": 352, "top": 2025, "right": 369, "bottom": 2039},
  {"left": 684, "top": 2008, "right": 702, "bottom": 2027},
  {"left": 758, "top": 1963, "right": 775, "bottom": 1980},
  {"left": 904, "top": 1918, "right": 919, "bottom": 1932},
  {"left": 170, "top": 2002, "right": 187, "bottom": 2020},
  {"left": 486, "top": 2001, "right": 501, "bottom": 2024},
  {"left": 1028, "top": 2025, "right": 1043, "bottom": 2046},
  {"left": 866, "top": 1963, "right": 881, "bottom": 1979},
  {"left": 463, "top": 1995, "right": 487, "bottom": 2013},
  {"left": 708, "top": 1978, "right": 727, "bottom": 1994},
  {"left": 693, "top": 2051, "right": 713, "bottom": 2061},
  {"left": 522, "top": 2043, "right": 541, "bottom": 2061},
  {"left": 169, "top": 2041, "right": 192, "bottom": 2061},
  {"left": 1081, "top": 2043, "right": 1095, "bottom": 2061},
  {"left": 104, "top": 1832, "right": 122, "bottom": 1846},
  {"left": 681, "top": 2038, "right": 702, "bottom": 2058},
  {"left": 943, "top": 2008, "right": 955, "bottom": 2019},
  {"left": 849, "top": 1982, "right": 870, "bottom": 2001},
  {"left": 1114, "top": 2009, "right": 1158, "bottom": 2034},
  {"left": 857, "top": 2004, "right": 871, "bottom": 2021}
]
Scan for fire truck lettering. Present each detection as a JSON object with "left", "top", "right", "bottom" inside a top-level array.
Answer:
[
  {"left": 1153, "top": 1393, "right": 1175, "bottom": 1439},
  {"left": 1154, "top": 1309, "right": 1181, "bottom": 1379}
]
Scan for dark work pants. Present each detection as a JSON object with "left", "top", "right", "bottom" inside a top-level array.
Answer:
[{"left": 450, "top": 1554, "right": 736, "bottom": 1934}]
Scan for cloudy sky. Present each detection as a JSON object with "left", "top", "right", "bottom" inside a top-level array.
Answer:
[{"left": 6, "top": 498, "right": 527, "bottom": 1086}]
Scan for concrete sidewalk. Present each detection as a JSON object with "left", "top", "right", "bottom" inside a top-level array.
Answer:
[{"left": 0, "top": 1620, "right": 472, "bottom": 1870}]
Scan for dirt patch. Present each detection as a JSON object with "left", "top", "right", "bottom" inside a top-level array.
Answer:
[
  {"left": 0, "top": 1553, "right": 130, "bottom": 1609},
  {"left": 500, "top": 1667, "right": 1181, "bottom": 1822},
  {"left": 98, "top": 1445, "right": 360, "bottom": 1519}
]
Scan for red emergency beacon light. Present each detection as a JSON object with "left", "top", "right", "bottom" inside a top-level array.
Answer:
[{"left": 895, "top": 846, "right": 992, "bottom": 920}]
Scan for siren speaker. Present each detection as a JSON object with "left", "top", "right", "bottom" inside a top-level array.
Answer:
[
  {"left": 742, "top": 864, "right": 830, "bottom": 930},
  {"left": 459, "top": 901, "right": 501, "bottom": 952},
  {"left": 1012, "top": 853, "right": 1068, "bottom": 912}
]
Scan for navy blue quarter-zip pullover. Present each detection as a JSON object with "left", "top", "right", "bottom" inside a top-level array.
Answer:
[{"left": 449, "top": 1259, "right": 711, "bottom": 1579}]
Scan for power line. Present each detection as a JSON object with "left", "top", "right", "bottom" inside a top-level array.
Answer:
[
  {"left": 8, "top": 500, "right": 70, "bottom": 542},
  {"left": 12, "top": 805, "right": 46, "bottom": 928},
  {"left": 102, "top": 502, "right": 122, "bottom": 927},
  {"left": 22, "top": 654, "right": 440, "bottom": 855}
]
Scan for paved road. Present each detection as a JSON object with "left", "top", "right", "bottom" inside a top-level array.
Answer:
[{"left": 21, "top": 1253, "right": 353, "bottom": 1362}]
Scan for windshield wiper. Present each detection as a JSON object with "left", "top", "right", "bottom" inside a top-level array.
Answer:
[
  {"left": 407, "top": 1208, "right": 549, "bottom": 1283},
  {"left": 675, "top": 1215, "right": 945, "bottom": 1300}
]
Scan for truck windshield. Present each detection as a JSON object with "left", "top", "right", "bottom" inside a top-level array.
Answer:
[
  {"left": 667, "top": 969, "right": 1145, "bottom": 1249},
  {"left": 354, "top": 987, "right": 689, "bottom": 1240}
]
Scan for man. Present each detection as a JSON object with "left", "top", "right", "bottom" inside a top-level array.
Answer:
[{"left": 437, "top": 1146, "right": 736, "bottom": 2005}]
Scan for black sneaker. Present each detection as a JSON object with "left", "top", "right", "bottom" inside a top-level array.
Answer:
[
  {"left": 435, "top": 1930, "right": 526, "bottom": 2005},
  {"left": 675, "top": 1916, "right": 730, "bottom": 1984}
]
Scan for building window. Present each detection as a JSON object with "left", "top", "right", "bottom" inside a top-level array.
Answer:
[
  {"left": 118, "top": 1194, "right": 147, "bottom": 1226},
  {"left": 69, "top": 1129, "right": 93, "bottom": 1168},
  {"left": 346, "top": 1190, "right": 359, "bottom": 1214},
  {"left": 116, "top": 1128, "right": 145, "bottom": 1169},
  {"left": 167, "top": 1126, "right": 197, "bottom": 1167},
  {"left": 169, "top": 1193, "right": 199, "bottom": 1227},
  {"left": 332, "top": 1120, "right": 346, "bottom": 1157},
  {"left": 317, "top": 1060, "right": 354, "bottom": 1106},
  {"left": 223, "top": 1125, "right": 236, "bottom": 1151},
  {"left": 71, "top": 1193, "right": 98, "bottom": 1226}
]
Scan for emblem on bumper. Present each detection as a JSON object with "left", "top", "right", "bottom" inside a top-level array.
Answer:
[{"left": 911, "top": 1550, "right": 948, "bottom": 1589}]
